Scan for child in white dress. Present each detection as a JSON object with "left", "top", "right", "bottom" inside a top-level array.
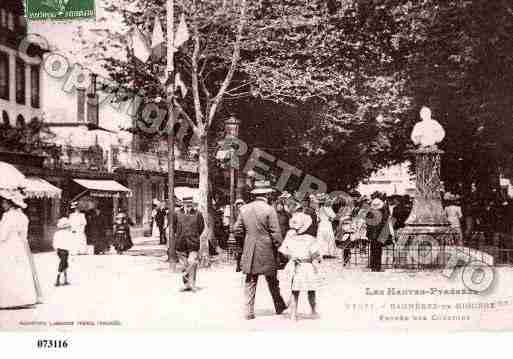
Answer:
[{"left": 279, "top": 212, "right": 322, "bottom": 321}]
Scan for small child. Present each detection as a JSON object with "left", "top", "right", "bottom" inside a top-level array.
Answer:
[
  {"left": 279, "top": 212, "right": 323, "bottom": 321},
  {"left": 113, "top": 211, "right": 134, "bottom": 254},
  {"left": 53, "top": 217, "right": 73, "bottom": 286}
]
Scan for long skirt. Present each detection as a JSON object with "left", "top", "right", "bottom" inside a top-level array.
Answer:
[
  {"left": 0, "top": 239, "right": 38, "bottom": 308},
  {"left": 71, "top": 231, "right": 88, "bottom": 255},
  {"left": 317, "top": 220, "right": 337, "bottom": 257},
  {"left": 151, "top": 220, "right": 160, "bottom": 239},
  {"left": 113, "top": 232, "right": 133, "bottom": 253}
]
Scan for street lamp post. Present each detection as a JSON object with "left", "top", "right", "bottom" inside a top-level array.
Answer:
[{"left": 224, "top": 116, "right": 240, "bottom": 245}]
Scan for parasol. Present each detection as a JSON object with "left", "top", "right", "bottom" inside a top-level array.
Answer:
[{"left": 0, "top": 161, "right": 27, "bottom": 190}]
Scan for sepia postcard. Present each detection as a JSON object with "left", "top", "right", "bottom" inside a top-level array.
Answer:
[{"left": 1, "top": 0, "right": 513, "bottom": 335}]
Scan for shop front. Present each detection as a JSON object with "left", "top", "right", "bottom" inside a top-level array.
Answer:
[
  {"left": 70, "top": 178, "right": 133, "bottom": 241},
  {"left": 24, "top": 176, "right": 62, "bottom": 251}
]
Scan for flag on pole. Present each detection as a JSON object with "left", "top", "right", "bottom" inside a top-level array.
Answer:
[
  {"left": 173, "top": 13, "right": 190, "bottom": 51},
  {"left": 151, "top": 15, "right": 165, "bottom": 59},
  {"left": 131, "top": 27, "right": 151, "bottom": 63},
  {"left": 174, "top": 72, "right": 188, "bottom": 98}
]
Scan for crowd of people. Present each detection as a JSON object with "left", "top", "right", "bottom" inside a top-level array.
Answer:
[{"left": 2, "top": 175, "right": 513, "bottom": 316}]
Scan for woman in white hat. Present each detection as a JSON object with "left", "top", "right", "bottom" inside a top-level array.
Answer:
[
  {"left": 279, "top": 212, "right": 323, "bottom": 321},
  {"left": 0, "top": 190, "right": 42, "bottom": 308}
]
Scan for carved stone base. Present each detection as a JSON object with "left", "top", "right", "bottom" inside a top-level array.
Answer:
[{"left": 394, "top": 225, "right": 459, "bottom": 268}]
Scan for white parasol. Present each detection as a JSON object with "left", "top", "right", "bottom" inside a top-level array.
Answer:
[{"left": 0, "top": 161, "right": 27, "bottom": 190}]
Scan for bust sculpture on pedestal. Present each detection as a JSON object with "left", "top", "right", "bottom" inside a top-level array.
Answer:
[
  {"left": 395, "top": 106, "right": 457, "bottom": 268},
  {"left": 411, "top": 107, "right": 445, "bottom": 149}
]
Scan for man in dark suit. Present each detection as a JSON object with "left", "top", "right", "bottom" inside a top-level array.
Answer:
[
  {"left": 174, "top": 197, "right": 205, "bottom": 291},
  {"left": 234, "top": 180, "right": 287, "bottom": 320}
]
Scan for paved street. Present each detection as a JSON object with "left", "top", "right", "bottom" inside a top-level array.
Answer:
[{"left": 2, "top": 238, "right": 513, "bottom": 331}]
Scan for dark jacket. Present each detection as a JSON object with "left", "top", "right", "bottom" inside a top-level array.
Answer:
[
  {"left": 234, "top": 198, "right": 283, "bottom": 276},
  {"left": 366, "top": 207, "right": 389, "bottom": 244},
  {"left": 276, "top": 209, "right": 291, "bottom": 238},
  {"left": 174, "top": 209, "right": 205, "bottom": 252}
]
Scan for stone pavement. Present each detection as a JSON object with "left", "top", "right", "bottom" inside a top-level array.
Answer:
[{"left": 2, "top": 237, "right": 513, "bottom": 331}]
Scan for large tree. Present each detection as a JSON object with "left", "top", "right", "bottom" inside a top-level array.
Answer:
[{"left": 76, "top": 0, "right": 249, "bottom": 260}]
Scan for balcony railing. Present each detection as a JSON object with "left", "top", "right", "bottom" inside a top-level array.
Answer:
[
  {"left": 38, "top": 141, "right": 199, "bottom": 174},
  {"left": 112, "top": 146, "right": 199, "bottom": 173}
]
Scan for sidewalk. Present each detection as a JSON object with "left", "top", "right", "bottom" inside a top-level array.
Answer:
[{"left": 2, "top": 238, "right": 513, "bottom": 331}]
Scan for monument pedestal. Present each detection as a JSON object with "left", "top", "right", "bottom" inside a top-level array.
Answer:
[{"left": 395, "top": 148, "right": 458, "bottom": 268}]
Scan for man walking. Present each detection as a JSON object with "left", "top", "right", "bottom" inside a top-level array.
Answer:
[
  {"left": 234, "top": 180, "right": 287, "bottom": 320},
  {"left": 155, "top": 202, "right": 168, "bottom": 245},
  {"left": 175, "top": 197, "right": 204, "bottom": 292}
]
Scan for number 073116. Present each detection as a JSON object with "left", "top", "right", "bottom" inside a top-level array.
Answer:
[{"left": 36, "top": 339, "right": 69, "bottom": 349}]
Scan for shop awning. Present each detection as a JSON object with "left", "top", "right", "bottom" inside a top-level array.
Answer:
[
  {"left": 24, "top": 177, "right": 62, "bottom": 199},
  {"left": 73, "top": 179, "right": 132, "bottom": 198}
]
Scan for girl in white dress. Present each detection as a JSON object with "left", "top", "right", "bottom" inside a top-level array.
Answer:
[
  {"left": 69, "top": 202, "right": 88, "bottom": 255},
  {"left": 317, "top": 198, "right": 337, "bottom": 258},
  {"left": 279, "top": 212, "right": 322, "bottom": 321}
]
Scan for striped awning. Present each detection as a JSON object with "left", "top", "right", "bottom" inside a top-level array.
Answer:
[
  {"left": 24, "top": 177, "right": 62, "bottom": 199},
  {"left": 73, "top": 179, "right": 132, "bottom": 198}
]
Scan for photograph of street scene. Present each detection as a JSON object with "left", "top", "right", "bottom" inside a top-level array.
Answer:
[{"left": 1, "top": 0, "right": 513, "bottom": 332}]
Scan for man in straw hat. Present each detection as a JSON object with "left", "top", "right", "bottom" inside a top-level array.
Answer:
[
  {"left": 234, "top": 180, "right": 287, "bottom": 320},
  {"left": 174, "top": 196, "right": 205, "bottom": 291}
]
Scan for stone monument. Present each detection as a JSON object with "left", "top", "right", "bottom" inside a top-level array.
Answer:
[{"left": 395, "top": 107, "right": 457, "bottom": 267}]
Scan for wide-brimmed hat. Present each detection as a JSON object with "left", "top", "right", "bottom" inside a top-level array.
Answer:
[
  {"left": 370, "top": 198, "right": 384, "bottom": 210},
  {"left": 278, "top": 191, "right": 292, "bottom": 200},
  {"left": 314, "top": 193, "right": 330, "bottom": 204},
  {"left": 235, "top": 199, "right": 245, "bottom": 205},
  {"left": 0, "top": 189, "right": 27, "bottom": 209},
  {"left": 57, "top": 217, "right": 71, "bottom": 229},
  {"left": 251, "top": 180, "right": 274, "bottom": 195},
  {"left": 152, "top": 198, "right": 161, "bottom": 206},
  {"left": 289, "top": 212, "right": 312, "bottom": 235}
]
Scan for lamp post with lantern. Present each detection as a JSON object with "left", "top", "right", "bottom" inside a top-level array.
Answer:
[{"left": 224, "top": 116, "right": 240, "bottom": 245}]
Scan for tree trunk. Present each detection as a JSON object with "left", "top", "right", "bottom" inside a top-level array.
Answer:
[{"left": 198, "top": 131, "right": 212, "bottom": 263}]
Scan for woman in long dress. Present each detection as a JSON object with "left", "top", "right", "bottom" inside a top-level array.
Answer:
[
  {"left": 69, "top": 202, "right": 88, "bottom": 255},
  {"left": 0, "top": 190, "right": 42, "bottom": 308},
  {"left": 317, "top": 197, "right": 337, "bottom": 258}
]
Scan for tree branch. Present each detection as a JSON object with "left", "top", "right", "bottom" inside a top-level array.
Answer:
[
  {"left": 206, "top": 0, "right": 247, "bottom": 129},
  {"left": 173, "top": 99, "right": 199, "bottom": 136},
  {"left": 191, "top": 0, "right": 204, "bottom": 125}
]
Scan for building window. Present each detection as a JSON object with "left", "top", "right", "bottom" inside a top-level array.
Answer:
[
  {"left": 16, "top": 114, "right": 25, "bottom": 128},
  {"left": 2, "top": 111, "right": 9, "bottom": 126},
  {"left": 30, "top": 65, "right": 40, "bottom": 108},
  {"left": 15, "top": 58, "right": 25, "bottom": 104},
  {"left": 0, "top": 52, "right": 8, "bottom": 100},
  {"left": 1, "top": 10, "right": 6, "bottom": 28},
  {"left": 152, "top": 182, "right": 159, "bottom": 200},
  {"left": 7, "top": 12, "right": 14, "bottom": 31}
]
